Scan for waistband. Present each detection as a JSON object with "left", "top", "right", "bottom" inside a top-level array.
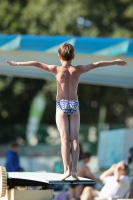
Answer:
[{"left": 56, "top": 99, "right": 79, "bottom": 103}]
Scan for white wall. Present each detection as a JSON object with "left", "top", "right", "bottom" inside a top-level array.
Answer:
[{"left": 98, "top": 128, "right": 133, "bottom": 168}]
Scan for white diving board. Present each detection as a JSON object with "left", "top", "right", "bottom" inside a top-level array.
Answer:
[
  {"left": 7, "top": 172, "right": 95, "bottom": 185},
  {"left": 0, "top": 167, "right": 95, "bottom": 200}
]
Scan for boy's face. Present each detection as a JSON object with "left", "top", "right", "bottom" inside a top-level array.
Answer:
[
  {"left": 84, "top": 157, "right": 91, "bottom": 163},
  {"left": 119, "top": 167, "right": 126, "bottom": 176},
  {"left": 12, "top": 146, "right": 19, "bottom": 153}
]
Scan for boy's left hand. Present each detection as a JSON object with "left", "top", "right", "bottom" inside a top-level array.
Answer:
[{"left": 114, "top": 59, "right": 127, "bottom": 66}]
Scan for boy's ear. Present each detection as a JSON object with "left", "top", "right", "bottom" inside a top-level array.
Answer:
[
  {"left": 58, "top": 53, "right": 62, "bottom": 60},
  {"left": 72, "top": 54, "right": 75, "bottom": 60}
]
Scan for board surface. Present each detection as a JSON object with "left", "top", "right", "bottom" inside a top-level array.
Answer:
[{"left": 7, "top": 172, "right": 95, "bottom": 185}]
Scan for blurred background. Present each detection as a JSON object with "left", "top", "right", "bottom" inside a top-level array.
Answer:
[{"left": 0, "top": 0, "right": 133, "bottom": 176}]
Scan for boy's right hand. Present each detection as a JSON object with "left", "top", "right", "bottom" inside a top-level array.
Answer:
[
  {"left": 114, "top": 59, "right": 127, "bottom": 66},
  {"left": 116, "top": 161, "right": 125, "bottom": 169},
  {"left": 6, "top": 60, "right": 19, "bottom": 66},
  {"left": 110, "top": 164, "right": 117, "bottom": 172}
]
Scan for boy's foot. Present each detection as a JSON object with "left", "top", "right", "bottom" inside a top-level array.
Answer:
[
  {"left": 71, "top": 172, "right": 79, "bottom": 180},
  {"left": 60, "top": 170, "right": 71, "bottom": 181}
]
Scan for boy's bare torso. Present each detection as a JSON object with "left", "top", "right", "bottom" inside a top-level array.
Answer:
[{"left": 55, "top": 65, "right": 81, "bottom": 101}]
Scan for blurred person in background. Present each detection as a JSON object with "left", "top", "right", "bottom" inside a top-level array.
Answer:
[
  {"left": 69, "top": 152, "right": 100, "bottom": 200},
  {"left": 128, "top": 147, "right": 133, "bottom": 198},
  {"left": 80, "top": 161, "right": 130, "bottom": 200},
  {"left": 128, "top": 147, "right": 133, "bottom": 175},
  {"left": 5, "top": 142, "right": 24, "bottom": 172}
]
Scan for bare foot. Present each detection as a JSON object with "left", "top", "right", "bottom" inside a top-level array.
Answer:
[
  {"left": 71, "top": 172, "right": 79, "bottom": 180},
  {"left": 60, "top": 170, "right": 71, "bottom": 181}
]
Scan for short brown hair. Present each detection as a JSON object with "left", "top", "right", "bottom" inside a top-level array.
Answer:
[
  {"left": 58, "top": 43, "right": 74, "bottom": 61},
  {"left": 121, "top": 163, "right": 129, "bottom": 175}
]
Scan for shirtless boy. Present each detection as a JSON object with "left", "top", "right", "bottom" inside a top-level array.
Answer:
[{"left": 6, "top": 43, "right": 127, "bottom": 181}]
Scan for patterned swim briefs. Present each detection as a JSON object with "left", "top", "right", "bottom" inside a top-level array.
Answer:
[{"left": 56, "top": 100, "right": 79, "bottom": 115}]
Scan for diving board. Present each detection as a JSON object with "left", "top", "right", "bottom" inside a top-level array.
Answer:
[
  {"left": 7, "top": 172, "right": 95, "bottom": 185},
  {"left": 0, "top": 166, "right": 95, "bottom": 200}
]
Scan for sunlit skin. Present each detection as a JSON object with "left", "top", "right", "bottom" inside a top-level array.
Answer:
[{"left": 6, "top": 52, "right": 127, "bottom": 181}]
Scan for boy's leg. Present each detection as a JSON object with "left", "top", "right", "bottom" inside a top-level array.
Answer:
[
  {"left": 80, "top": 187, "right": 99, "bottom": 200},
  {"left": 69, "top": 110, "right": 80, "bottom": 178},
  {"left": 56, "top": 108, "right": 71, "bottom": 180}
]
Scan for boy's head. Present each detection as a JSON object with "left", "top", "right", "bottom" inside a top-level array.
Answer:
[
  {"left": 81, "top": 152, "right": 92, "bottom": 163},
  {"left": 10, "top": 142, "right": 19, "bottom": 153},
  {"left": 118, "top": 163, "right": 129, "bottom": 175},
  {"left": 58, "top": 43, "right": 75, "bottom": 61}
]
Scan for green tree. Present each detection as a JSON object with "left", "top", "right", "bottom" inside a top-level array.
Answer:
[
  {"left": 0, "top": 76, "right": 45, "bottom": 124},
  {"left": 0, "top": 0, "right": 133, "bottom": 37}
]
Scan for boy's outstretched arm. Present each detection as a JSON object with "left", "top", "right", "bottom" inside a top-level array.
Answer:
[
  {"left": 6, "top": 60, "right": 57, "bottom": 74},
  {"left": 78, "top": 59, "right": 127, "bottom": 74},
  {"left": 100, "top": 164, "right": 116, "bottom": 181}
]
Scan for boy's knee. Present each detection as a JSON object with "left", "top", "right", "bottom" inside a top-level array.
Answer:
[
  {"left": 61, "top": 137, "right": 69, "bottom": 144},
  {"left": 83, "top": 186, "right": 93, "bottom": 194},
  {"left": 80, "top": 187, "right": 93, "bottom": 200},
  {"left": 70, "top": 137, "right": 78, "bottom": 143}
]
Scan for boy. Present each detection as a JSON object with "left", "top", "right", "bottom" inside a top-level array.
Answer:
[{"left": 6, "top": 43, "right": 127, "bottom": 180}]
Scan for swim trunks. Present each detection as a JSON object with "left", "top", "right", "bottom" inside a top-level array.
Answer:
[{"left": 56, "top": 100, "right": 79, "bottom": 115}]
